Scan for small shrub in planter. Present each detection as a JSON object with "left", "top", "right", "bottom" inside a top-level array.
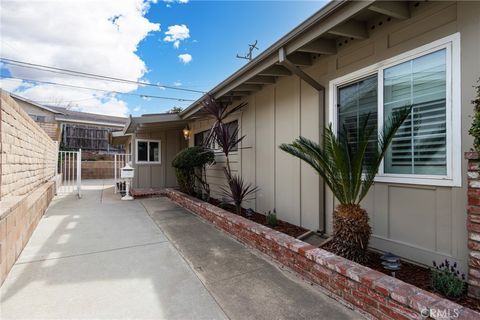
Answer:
[
  {"left": 431, "top": 259, "right": 466, "bottom": 299},
  {"left": 265, "top": 209, "right": 278, "bottom": 227},
  {"left": 172, "top": 146, "right": 214, "bottom": 196}
]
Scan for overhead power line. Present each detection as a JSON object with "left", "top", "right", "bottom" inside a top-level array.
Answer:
[
  {"left": 0, "top": 57, "right": 206, "bottom": 94},
  {"left": 0, "top": 75, "right": 196, "bottom": 102}
]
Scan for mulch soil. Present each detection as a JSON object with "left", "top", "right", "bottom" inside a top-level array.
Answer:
[
  {"left": 322, "top": 243, "right": 480, "bottom": 312},
  {"left": 201, "top": 195, "right": 480, "bottom": 312},
  {"left": 207, "top": 198, "right": 308, "bottom": 238}
]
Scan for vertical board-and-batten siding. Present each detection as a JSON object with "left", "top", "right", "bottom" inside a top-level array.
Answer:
[
  {"left": 189, "top": 118, "right": 241, "bottom": 199},
  {"left": 132, "top": 128, "right": 186, "bottom": 189},
  {"left": 190, "top": 77, "right": 322, "bottom": 232},
  {"left": 188, "top": 1, "right": 479, "bottom": 271},
  {"left": 318, "top": 1, "right": 472, "bottom": 270}
]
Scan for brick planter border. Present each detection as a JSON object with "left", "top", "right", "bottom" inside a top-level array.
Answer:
[
  {"left": 465, "top": 152, "right": 480, "bottom": 299},
  {"left": 164, "top": 188, "right": 479, "bottom": 320}
]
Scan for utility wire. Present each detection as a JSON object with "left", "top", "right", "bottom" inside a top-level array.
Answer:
[
  {"left": 0, "top": 75, "right": 196, "bottom": 102},
  {"left": 0, "top": 57, "right": 206, "bottom": 94}
]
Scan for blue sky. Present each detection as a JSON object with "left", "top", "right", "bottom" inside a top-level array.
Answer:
[
  {"left": 0, "top": 0, "right": 327, "bottom": 116},
  {"left": 133, "top": 0, "right": 327, "bottom": 115}
]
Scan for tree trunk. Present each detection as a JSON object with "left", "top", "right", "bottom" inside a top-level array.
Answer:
[{"left": 330, "top": 204, "right": 371, "bottom": 263}]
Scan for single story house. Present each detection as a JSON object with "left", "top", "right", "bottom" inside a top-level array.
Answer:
[
  {"left": 112, "top": 0, "right": 480, "bottom": 273},
  {"left": 11, "top": 93, "right": 126, "bottom": 153},
  {"left": 111, "top": 113, "right": 188, "bottom": 189}
]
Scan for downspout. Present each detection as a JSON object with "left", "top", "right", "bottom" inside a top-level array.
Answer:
[{"left": 278, "top": 47, "right": 327, "bottom": 234}]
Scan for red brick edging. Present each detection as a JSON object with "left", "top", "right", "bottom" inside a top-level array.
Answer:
[
  {"left": 164, "top": 188, "right": 479, "bottom": 320},
  {"left": 465, "top": 152, "right": 480, "bottom": 299}
]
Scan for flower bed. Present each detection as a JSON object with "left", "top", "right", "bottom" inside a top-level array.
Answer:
[
  {"left": 207, "top": 197, "right": 308, "bottom": 238},
  {"left": 164, "top": 188, "right": 479, "bottom": 320}
]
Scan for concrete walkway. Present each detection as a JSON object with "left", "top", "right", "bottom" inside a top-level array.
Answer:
[{"left": 1, "top": 180, "right": 361, "bottom": 320}]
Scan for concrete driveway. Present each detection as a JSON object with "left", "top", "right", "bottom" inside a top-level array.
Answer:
[{"left": 0, "top": 180, "right": 361, "bottom": 320}]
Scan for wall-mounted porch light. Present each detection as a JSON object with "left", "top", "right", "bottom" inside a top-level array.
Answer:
[{"left": 183, "top": 125, "right": 191, "bottom": 140}]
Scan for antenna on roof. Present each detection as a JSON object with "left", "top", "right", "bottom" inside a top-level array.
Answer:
[{"left": 236, "top": 40, "right": 259, "bottom": 61}]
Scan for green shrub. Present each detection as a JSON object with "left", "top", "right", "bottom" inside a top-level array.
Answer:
[
  {"left": 431, "top": 259, "right": 466, "bottom": 299},
  {"left": 172, "top": 146, "right": 214, "bottom": 195},
  {"left": 265, "top": 209, "right": 277, "bottom": 227},
  {"left": 172, "top": 146, "right": 215, "bottom": 169},
  {"left": 469, "top": 79, "right": 480, "bottom": 151}
]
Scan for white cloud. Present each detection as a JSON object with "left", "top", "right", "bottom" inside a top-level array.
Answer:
[
  {"left": 0, "top": 0, "right": 160, "bottom": 117},
  {"left": 164, "top": 24, "right": 190, "bottom": 48},
  {"left": 178, "top": 54, "right": 192, "bottom": 64},
  {"left": 173, "top": 81, "right": 182, "bottom": 86}
]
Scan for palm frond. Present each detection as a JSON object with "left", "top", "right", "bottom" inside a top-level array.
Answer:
[
  {"left": 358, "top": 105, "right": 412, "bottom": 202},
  {"left": 280, "top": 106, "right": 412, "bottom": 205}
]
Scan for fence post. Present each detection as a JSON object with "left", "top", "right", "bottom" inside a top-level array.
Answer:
[
  {"left": 77, "top": 149, "right": 82, "bottom": 198},
  {"left": 114, "top": 154, "right": 117, "bottom": 194}
]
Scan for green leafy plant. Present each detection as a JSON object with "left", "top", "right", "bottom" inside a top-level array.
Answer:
[
  {"left": 279, "top": 107, "right": 411, "bottom": 263},
  {"left": 265, "top": 209, "right": 277, "bottom": 227},
  {"left": 468, "top": 79, "right": 480, "bottom": 151},
  {"left": 431, "top": 259, "right": 466, "bottom": 299},
  {"left": 172, "top": 146, "right": 214, "bottom": 197}
]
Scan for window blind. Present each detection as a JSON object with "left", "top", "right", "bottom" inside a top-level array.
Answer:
[
  {"left": 337, "top": 75, "right": 378, "bottom": 168},
  {"left": 384, "top": 49, "right": 447, "bottom": 175}
]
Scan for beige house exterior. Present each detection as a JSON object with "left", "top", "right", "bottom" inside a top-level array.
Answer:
[
  {"left": 113, "top": 0, "right": 480, "bottom": 273},
  {"left": 114, "top": 114, "right": 188, "bottom": 189}
]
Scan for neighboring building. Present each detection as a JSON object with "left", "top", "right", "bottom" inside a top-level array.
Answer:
[
  {"left": 11, "top": 93, "right": 127, "bottom": 153},
  {"left": 112, "top": 0, "right": 480, "bottom": 274},
  {"left": 10, "top": 93, "right": 62, "bottom": 141}
]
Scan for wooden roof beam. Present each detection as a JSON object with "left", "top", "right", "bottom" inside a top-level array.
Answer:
[
  {"left": 230, "top": 91, "right": 252, "bottom": 97},
  {"left": 234, "top": 84, "right": 263, "bottom": 92},
  {"left": 328, "top": 19, "right": 368, "bottom": 39},
  {"left": 217, "top": 96, "right": 242, "bottom": 102},
  {"left": 258, "top": 65, "right": 292, "bottom": 77},
  {"left": 368, "top": 1, "right": 410, "bottom": 20},
  {"left": 245, "top": 75, "right": 276, "bottom": 84},
  {"left": 285, "top": 52, "right": 312, "bottom": 66},
  {"left": 278, "top": 48, "right": 324, "bottom": 92},
  {"left": 298, "top": 38, "right": 337, "bottom": 55}
]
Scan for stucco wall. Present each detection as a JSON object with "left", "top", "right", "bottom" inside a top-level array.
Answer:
[
  {"left": 1, "top": 90, "right": 58, "bottom": 199},
  {"left": 188, "top": 1, "right": 480, "bottom": 271},
  {"left": 131, "top": 128, "right": 187, "bottom": 189}
]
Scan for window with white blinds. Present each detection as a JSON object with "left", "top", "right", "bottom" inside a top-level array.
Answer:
[
  {"left": 384, "top": 49, "right": 447, "bottom": 175},
  {"left": 329, "top": 33, "right": 461, "bottom": 186},
  {"left": 337, "top": 75, "right": 378, "bottom": 169}
]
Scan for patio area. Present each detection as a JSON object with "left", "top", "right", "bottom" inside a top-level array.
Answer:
[{"left": 0, "top": 180, "right": 360, "bottom": 320}]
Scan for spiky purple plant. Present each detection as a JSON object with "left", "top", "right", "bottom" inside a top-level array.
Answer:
[{"left": 220, "top": 169, "right": 258, "bottom": 216}]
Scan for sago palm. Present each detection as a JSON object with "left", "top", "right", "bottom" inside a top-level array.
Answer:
[{"left": 279, "top": 106, "right": 411, "bottom": 263}]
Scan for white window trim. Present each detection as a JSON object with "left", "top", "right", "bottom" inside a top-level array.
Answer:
[
  {"left": 135, "top": 139, "right": 161, "bottom": 164},
  {"left": 329, "top": 33, "right": 461, "bottom": 187}
]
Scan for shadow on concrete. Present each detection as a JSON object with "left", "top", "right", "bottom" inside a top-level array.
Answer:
[{"left": 0, "top": 179, "right": 226, "bottom": 319}]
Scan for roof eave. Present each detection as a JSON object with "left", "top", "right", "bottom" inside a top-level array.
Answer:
[{"left": 179, "top": 0, "right": 376, "bottom": 119}]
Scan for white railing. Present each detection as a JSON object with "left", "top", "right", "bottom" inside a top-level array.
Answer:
[
  {"left": 114, "top": 153, "right": 132, "bottom": 194},
  {"left": 58, "top": 149, "right": 82, "bottom": 197}
]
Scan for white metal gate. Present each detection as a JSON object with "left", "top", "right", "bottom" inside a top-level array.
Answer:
[
  {"left": 114, "top": 153, "right": 132, "bottom": 194},
  {"left": 58, "top": 149, "right": 82, "bottom": 197}
]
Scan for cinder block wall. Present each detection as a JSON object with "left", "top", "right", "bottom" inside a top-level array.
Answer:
[
  {"left": 0, "top": 90, "right": 57, "bottom": 199},
  {"left": 0, "top": 90, "right": 59, "bottom": 285}
]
